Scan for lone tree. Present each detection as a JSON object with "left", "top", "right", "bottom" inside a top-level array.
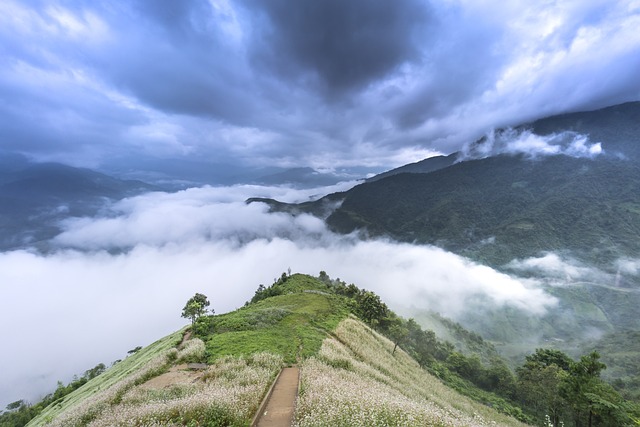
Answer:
[{"left": 181, "top": 293, "right": 212, "bottom": 326}]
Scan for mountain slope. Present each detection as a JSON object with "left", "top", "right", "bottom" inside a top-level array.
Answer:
[
  {"left": 247, "top": 102, "right": 640, "bottom": 399},
  {"left": 527, "top": 101, "right": 640, "bottom": 160},
  {"left": 295, "top": 316, "right": 527, "bottom": 427},
  {"left": 366, "top": 153, "right": 458, "bottom": 182},
  {"left": 0, "top": 162, "right": 159, "bottom": 251},
  {"left": 25, "top": 274, "right": 530, "bottom": 427},
  {"left": 327, "top": 154, "right": 640, "bottom": 267}
]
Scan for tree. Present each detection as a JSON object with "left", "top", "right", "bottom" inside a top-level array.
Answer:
[
  {"left": 483, "top": 358, "right": 517, "bottom": 398},
  {"left": 561, "top": 351, "right": 625, "bottom": 427},
  {"left": 181, "top": 293, "right": 212, "bottom": 326},
  {"left": 524, "top": 348, "right": 573, "bottom": 372},
  {"left": 356, "top": 290, "right": 388, "bottom": 326},
  {"left": 386, "top": 317, "right": 409, "bottom": 355},
  {"left": 517, "top": 360, "right": 569, "bottom": 426}
]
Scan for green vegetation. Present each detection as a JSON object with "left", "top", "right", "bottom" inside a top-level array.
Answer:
[
  {"left": 296, "top": 317, "right": 529, "bottom": 427},
  {"left": 252, "top": 104, "right": 640, "bottom": 403},
  {"left": 581, "top": 330, "right": 640, "bottom": 401},
  {"left": 17, "top": 272, "right": 640, "bottom": 427},
  {"left": 181, "top": 292, "right": 212, "bottom": 326},
  {"left": 324, "top": 155, "right": 640, "bottom": 268},
  {"left": 25, "top": 329, "right": 185, "bottom": 426},
  {"left": 197, "top": 273, "right": 351, "bottom": 364},
  {"left": 0, "top": 365, "right": 105, "bottom": 427}
]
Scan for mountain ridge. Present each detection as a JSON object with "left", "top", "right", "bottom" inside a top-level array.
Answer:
[
  {"left": 246, "top": 102, "right": 640, "bottom": 402},
  {"left": 0, "top": 161, "right": 160, "bottom": 252},
  {"left": 20, "top": 273, "right": 535, "bottom": 427}
]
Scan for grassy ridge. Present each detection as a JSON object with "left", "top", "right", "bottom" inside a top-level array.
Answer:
[
  {"left": 24, "top": 273, "right": 537, "bottom": 426},
  {"left": 296, "top": 317, "right": 529, "bottom": 427},
  {"left": 202, "top": 274, "right": 350, "bottom": 364},
  {"left": 27, "top": 329, "right": 185, "bottom": 426}
]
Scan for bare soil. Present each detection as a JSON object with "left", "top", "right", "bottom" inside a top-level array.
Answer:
[{"left": 140, "top": 364, "right": 202, "bottom": 389}]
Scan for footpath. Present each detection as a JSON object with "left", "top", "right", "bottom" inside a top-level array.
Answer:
[{"left": 252, "top": 367, "right": 300, "bottom": 427}]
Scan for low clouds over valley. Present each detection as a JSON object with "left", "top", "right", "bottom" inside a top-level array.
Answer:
[{"left": 0, "top": 182, "right": 557, "bottom": 406}]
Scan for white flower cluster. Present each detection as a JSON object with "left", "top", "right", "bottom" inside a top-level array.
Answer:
[
  {"left": 46, "top": 352, "right": 169, "bottom": 427},
  {"left": 294, "top": 317, "right": 524, "bottom": 427},
  {"left": 45, "top": 350, "right": 282, "bottom": 427},
  {"left": 175, "top": 338, "right": 206, "bottom": 364}
]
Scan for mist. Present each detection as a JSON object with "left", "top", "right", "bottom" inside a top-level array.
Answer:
[
  {"left": 459, "top": 128, "right": 603, "bottom": 161},
  {"left": 0, "top": 183, "right": 558, "bottom": 407}
]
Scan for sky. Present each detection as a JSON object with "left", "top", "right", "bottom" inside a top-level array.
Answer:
[
  {"left": 1, "top": 0, "right": 639, "bottom": 172},
  {"left": 2, "top": 0, "right": 640, "bottom": 411}
]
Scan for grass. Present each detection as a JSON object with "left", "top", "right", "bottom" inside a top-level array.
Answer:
[
  {"left": 294, "top": 317, "right": 530, "bottom": 427},
  {"left": 26, "top": 274, "right": 534, "bottom": 426},
  {"left": 205, "top": 274, "right": 350, "bottom": 364},
  {"left": 29, "top": 334, "right": 282, "bottom": 427},
  {"left": 27, "top": 329, "right": 185, "bottom": 427}
]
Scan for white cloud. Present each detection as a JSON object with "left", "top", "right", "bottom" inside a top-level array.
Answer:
[
  {"left": 0, "top": 183, "right": 558, "bottom": 407},
  {"left": 507, "top": 252, "right": 605, "bottom": 283},
  {"left": 459, "top": 128, "right": 603, "bottom": 161},
  {"left": 616, "top": 258, "right": 640, "bottom": 276}
]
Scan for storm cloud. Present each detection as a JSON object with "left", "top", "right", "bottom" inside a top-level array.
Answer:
[
  {"left": 1, "top": 0, "right": 639, "bottom": 171},
  {"left": 244, "top": 0, "right": 431, "bottom": 95}
]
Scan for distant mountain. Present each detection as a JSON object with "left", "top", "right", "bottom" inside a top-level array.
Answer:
[
  {"left": 250, "top": 102, "right": 640, "bottom": 386},
  {"left": 299, "top": 102, "right": 640, "bottom": 268},
  {"left": 101, "top": 159, "right": 380, "bottom": 189},
  {"left": 254, "top": 166, "right": 353, "bottom": 188},
  {"left": 526, "top": 101, "right": 640, "bottom": 159},
  {"left": 0, "top": 162, "right": 159, "bottom": 251},
  {"left": 327, "top": 154, "right": 640, "bottom": 267},
  {"left": 366, "top": 153, "right": 457, "bottom": 182}
]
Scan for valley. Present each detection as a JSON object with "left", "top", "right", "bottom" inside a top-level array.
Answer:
[{"left": 250, "top": 102, "right": 640, "bottom": 403}]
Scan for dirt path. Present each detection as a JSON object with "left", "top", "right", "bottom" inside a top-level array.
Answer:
[{"left": 253, "top": 367, "right": 300, "bottom": 427}]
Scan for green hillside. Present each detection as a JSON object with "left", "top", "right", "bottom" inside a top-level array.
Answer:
[
  {"left": 13, "top": 273, "right": 638, "bottom": 427},
  {"left": 326, "top": 155, "right": 640, "bottom": 268},
  {"left": 527, "top": 101, "right": 640, "bottom": 160},
  {"left": 319, "top": 152, "right": 640, "bottom": 397},
  {"left": 241, "top": 103, "right": 640, "bottom": 416}
]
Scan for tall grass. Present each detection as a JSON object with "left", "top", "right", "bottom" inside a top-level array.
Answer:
[
  {"left": 294, "top": 316, "right": 530, "bottom": 427},
  {"left": 29, "top": 332, "right": 282, "bottom": 427},
  {"left": 28, "top": 329, "right": 186, "bottom": 427}
]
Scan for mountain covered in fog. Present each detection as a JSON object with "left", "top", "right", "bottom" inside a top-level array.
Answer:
[
  {"left": 252, "top": 102, "right": 640, "bottom": 392},
  {"left": 329, "top": 154, "right": 640, "bottom": 267},
  {"left": 0, "top": 160, "right": 159, "bottom": 251},
  {"left": 260, "top": 102, "right": 640, "bottom": 268}
]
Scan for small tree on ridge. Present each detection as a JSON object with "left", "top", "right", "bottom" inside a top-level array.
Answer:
[{"left": 182, "top": 293, "right": 212, "bottom": 326}]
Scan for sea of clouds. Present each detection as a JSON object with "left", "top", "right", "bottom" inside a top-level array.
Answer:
[{"left": 0, "top": 181, "right": 561, "bottom": 407}]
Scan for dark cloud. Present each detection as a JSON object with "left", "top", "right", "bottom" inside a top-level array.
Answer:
[
  {"left": 0, "top": 0, "right": 639, "bottom": 173},
  {"left": 245, "top": 0, "right": 431, "bottom": 96},
  {"left": 91, "top": 1, "right": 258, "bottom": 124}
]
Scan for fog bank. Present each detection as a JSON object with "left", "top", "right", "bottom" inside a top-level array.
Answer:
[{"left": 0, "top": 183, "right": 557, "bottom": 407}]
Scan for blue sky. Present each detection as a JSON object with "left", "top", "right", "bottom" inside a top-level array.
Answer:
[{"left": 1, "top": 0, "right": 639, "bottom": 173}]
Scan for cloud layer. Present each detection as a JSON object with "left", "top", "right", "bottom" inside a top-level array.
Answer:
[
  {"left": 459, "top": 128, "right": 603, "bottom": 160},
  {"left": 1, "top": 0, "right": 639, "bottom": 171},
  {"left": 0, "top": 183, "right": 557, "bottom": 407}
]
